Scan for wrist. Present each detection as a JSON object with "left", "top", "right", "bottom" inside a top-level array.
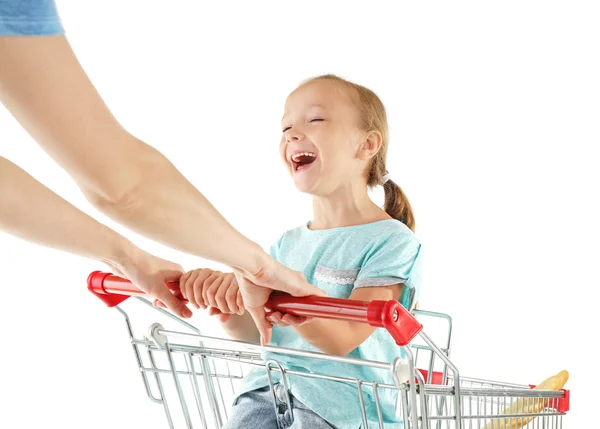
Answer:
[
  {"left": 97, "top": 228, "right": 136, "bottom": 272},
  {"left": 231, "top": 240, "right": 270, "bottom": 276}
]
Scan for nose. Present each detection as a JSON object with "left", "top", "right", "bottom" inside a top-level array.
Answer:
[{"left": 284, "top": 127, "right": 304, "bottom": 143}]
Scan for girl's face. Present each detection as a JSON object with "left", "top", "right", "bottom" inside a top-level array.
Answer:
[{"left": 280, "top": 80, "right": 368, "bottom": 196}]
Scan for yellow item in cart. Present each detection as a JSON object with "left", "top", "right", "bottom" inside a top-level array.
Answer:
[{"left": 482, "top": 370, "right": 569, "bottom": 429}]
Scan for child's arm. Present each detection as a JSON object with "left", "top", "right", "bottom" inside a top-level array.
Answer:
[
  {"left": 180, "top": 269, "right": 260, "bottom": 344},
  {"left": 267, "top": 284, "right": 402, "bottom": 356},
  {"left": 215, "top": 311, "right": 261, "bottom": 345}
]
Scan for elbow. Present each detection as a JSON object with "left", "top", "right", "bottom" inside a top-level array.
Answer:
[
  {"left": 335, "top": 344, "right": 359, "bottom": 357},
  {"left": 301, "top": 322, "right": 366, "bottom": 356},
  {"left": 81, "top": 145, "right": 164, "bottom": 218},
  {"left": 81, "top": 178, "right": 146, "bottom": 220},
  {"left": 318, "top": 341, "right": 359, "bottom": 357}
]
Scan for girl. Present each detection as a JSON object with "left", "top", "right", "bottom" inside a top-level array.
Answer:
[{"left": 180, "top": 74, "right": 422, "bottom": 429}]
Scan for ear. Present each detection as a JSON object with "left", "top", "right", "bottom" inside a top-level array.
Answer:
[{"left": 356, "top": 130, "right": 383, "bottom": 161}]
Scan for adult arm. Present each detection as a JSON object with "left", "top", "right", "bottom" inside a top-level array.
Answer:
[
  {"left": 0, "top": 35, "right": 320, "bottom": 299},
  {"left": 0, "top": 156, "right": 192, "bottom": 317}
]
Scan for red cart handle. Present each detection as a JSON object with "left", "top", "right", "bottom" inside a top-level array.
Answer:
[{"left": 87, "top": 271, "right": 422, "bottom": 346}]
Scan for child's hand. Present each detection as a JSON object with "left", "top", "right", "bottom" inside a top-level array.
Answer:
[
  {"left": 266, "top": 311, "right": 312, "bottom": 327},
  {"left": 207, "top": 306, "right": 234, "bottom": 323},
  {"left": 180, "top": 268, "right": 244, "bottom": 316}
]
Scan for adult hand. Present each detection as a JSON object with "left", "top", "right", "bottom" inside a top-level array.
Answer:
[
  {"left": 108, "top": 244, "right": 191, "bottom": 318},
  {"left": 234, "top": 254, "right": 325, "bottom": 346}
]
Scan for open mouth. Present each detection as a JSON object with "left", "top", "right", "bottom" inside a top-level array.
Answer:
[{"left": 291, "top": 152, "right": 317, "bottom": 172}]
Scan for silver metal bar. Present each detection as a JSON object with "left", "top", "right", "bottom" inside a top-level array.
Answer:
[
  {"left": 135, "top": 295, "right": 226, "bottom": 429},
  {"left": 143, "top": 347, "right": 401, "bottom": 391},
  {"left": 199, "top": 355, "right": 222, "bottom": 428},
  {"left": 436, "top": 389, "right": 447, "bottom": 427},
  {"left": 185, "top": 353, "right": 208, "bottom": 429},
  {"left": 427, "top": 350, "right": 435, "bottom": 384},
  {"left": 417, "top": 310, "right": 453, "bottom": 384},
  {"left": 425, "top": 411, "right": 566, "bottom": 420},
  {"left": 132, "top": 342, "right": 261, "bottom": 363},
  {"left": 142, "top": 306, "right": 224, "bottom": 428},
  {"left": 356, "top": 381, "right": 369, "bottom": 429},
  {"left": 454, "top": 376, "right": 528, "bottom": 389},
  {"left": 157, "top": 329, "right": 392, "bottom": 369},
  {"left": 415, "top": 369, "right": 430, "bottom": 429},
  {"left": 372, "top": 383, "right": 385, "bottom": 429},
  {"left": 418, "top": 331, "right": 462, "bottom": 428},
  {"left": 476, "top": 390, "right": 481, "bottom": 429},
  {"left": 165, "top": 344, "right": 193, "bottom": 428},
  {"left": 154, "top": 356, "right": 394, "bottom": 390},
  {"left": 423, "top": 386, "right": 564, "bottom": 399},
  {"left": 400, "top": 388, "right": 410, "bottom": 429},
  {"left": 138, "top": 366, "right": 242, "bottom": 381},
  {"left": 226, "top": 361, "right": 236, "bottom": 397},
  {"left": 441, "top": 311, "right": 453, "bottom": 390},
  {"left": 468, "top": 394, "right": 472, "bottom": 429},
  {"left": 210, "top": 359, "right": 228, "bottom": 421},
  {"left": 399, "top": 346, "right": 420, "bottom": 429},
  {"left": 115, "top": 306, "right": 163, "bottom": 404},
  {"left": 148, "top": 348, "right": 174, "bottom": 428},
  {"left": 444, "top": 394, "right": 450, "bottom": 429},
  {"left": 136, "top": 297, "right": 203, "bottom": 335},
  {"left": 411, "top": 344, "right": 449, "bottom": 353}
]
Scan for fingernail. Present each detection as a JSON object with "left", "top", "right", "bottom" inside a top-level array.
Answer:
[{"left": 193, "top": 303, "right": 199, "bottom": 309}]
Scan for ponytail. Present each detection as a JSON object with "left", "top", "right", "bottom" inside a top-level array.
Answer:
[{"left": 383, "top": 179, "right": 415, "bottom": 231}]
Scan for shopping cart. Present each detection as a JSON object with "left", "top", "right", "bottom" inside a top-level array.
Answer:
[{"left": 87, "top": 271, "right": 570, "bottom": 429}]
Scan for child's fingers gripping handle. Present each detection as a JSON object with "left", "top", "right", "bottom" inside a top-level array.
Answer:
[
  {"left": 87, "top": 271, "right": 183, "bottom": 307},
  {"left": 266, "top": 293, "right": 423, "bottom": 346}
]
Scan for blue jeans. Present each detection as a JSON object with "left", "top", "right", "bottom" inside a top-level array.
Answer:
[{"left": 222, "top": 385, "right": 336, "bottom": 429}]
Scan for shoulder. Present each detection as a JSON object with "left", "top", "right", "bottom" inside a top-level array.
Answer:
[
  {"left": 364, "top": 220, "right": 420, "bottom": 252},
  {"left": 268, "top": 223, "right": 307, "bottom": 252}
]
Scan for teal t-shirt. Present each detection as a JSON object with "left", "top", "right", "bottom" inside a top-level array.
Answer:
[
  {"left": 0, "top": 0, "right": 64, "bottom": 35},
  {"left": 240, "top": 219, "right": 422, "bottom": 429}
]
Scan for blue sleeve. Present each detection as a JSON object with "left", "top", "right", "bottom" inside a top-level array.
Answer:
[
  {"left": 354, "top": 232, "right": 421, "bottom": 309},
  {"left": 268, "top": 233, "right": 286, "bottom": 261},
  {"left": 0, "top": 0, "right": 64, "bottom": 36}
]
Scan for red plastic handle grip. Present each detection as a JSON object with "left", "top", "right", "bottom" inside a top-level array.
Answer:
[
  {"left": 88, "top": 271, "right": 423, "bottom": 346},
  {"left": 87, "top": 271, "right": 183, "bottom": 307},
  {"left": 267, "top": 293, "right": 423, "bottom": 346}
]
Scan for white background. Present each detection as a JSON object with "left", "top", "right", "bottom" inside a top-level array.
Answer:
[{"left": 1, "top": 1, "right": 598, "bottom": 428}]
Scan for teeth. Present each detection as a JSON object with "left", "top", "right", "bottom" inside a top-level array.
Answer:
[{"left": 291, "top": 152, "right": 316, "bottom": 162}]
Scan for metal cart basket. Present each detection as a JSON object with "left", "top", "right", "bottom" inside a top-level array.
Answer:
[{"left": 88, "top": 271, "right": 570, "bottom": 429}]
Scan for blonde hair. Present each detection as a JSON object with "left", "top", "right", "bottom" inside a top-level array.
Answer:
[{"left": 303, "top": 74, "right": 415, "bottom": 231}]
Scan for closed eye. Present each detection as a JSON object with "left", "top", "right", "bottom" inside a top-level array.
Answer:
[
  {"left": 282, "top": 126, "right": 291, "bottom": 133},
  {"left": 309, "top": 118, "right": 324, "bottom": 123}
]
